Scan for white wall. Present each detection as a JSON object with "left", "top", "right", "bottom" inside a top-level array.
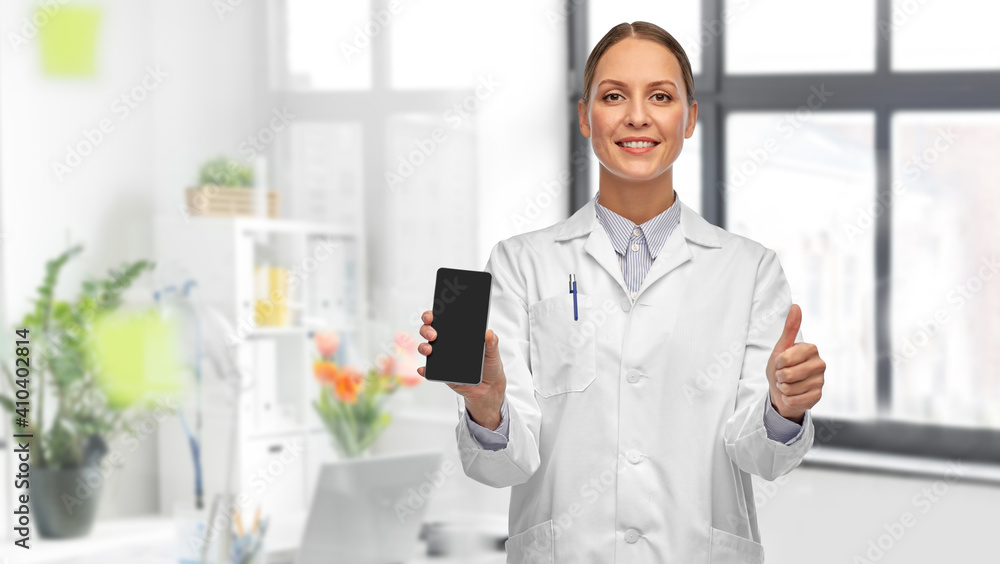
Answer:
[
  {"left": 0, "top": 0, "right": 264, "bottom": 520},
  {"left": 148, "top": 0, "right": 268, "bottom": 219},
  {"left": 0, "top": 0, "right": 156, "bottom": 307},
  {"left": 1, "top": 0, "right": 160, "bottom": 522}
]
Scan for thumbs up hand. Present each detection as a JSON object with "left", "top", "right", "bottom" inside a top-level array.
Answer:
[{"left": 766, "top": 304, "right": 826, "bottom": 424}]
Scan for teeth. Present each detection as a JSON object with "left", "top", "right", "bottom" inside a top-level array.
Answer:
[{"left": 619, "top": 141, "right": 657, "bottom": 148}]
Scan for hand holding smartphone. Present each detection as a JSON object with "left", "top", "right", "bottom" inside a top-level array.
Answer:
[{"left": 417, "top": 267, "right": 507, "bottom": 429}]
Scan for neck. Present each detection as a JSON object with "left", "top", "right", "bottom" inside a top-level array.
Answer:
[{"left": 596, "top": 166, "right": 676, "bottom": 225}]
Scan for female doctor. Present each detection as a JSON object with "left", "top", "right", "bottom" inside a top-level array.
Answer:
[{"left": 417, "top": 21, "right": 826, "bottom": 563}]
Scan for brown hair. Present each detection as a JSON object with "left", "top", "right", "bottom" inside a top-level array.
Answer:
[{"left": 582, "top": 21, "right": 695, "bottom": 107}]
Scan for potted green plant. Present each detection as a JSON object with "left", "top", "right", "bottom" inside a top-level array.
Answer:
[
  {"left": 0, "top": 245, "right": 161, "bottom": 538},
  {"left": 185, "top": 156, "right": 278, "bottom": 218},
  {"left": 197, "top": 156, "right": 254, "bottom": 188}
]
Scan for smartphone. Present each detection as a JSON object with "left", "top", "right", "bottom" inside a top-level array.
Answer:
[{"left": 423, "top": 267, "right": 492, "bottom": 386}]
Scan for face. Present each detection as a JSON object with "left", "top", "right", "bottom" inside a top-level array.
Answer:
[{"left": 578, "top": 37, "right": 697, "bottom": 183}]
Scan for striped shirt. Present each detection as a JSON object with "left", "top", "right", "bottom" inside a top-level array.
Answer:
[{"left": 594, "top": 189, "right": 682, "bottom": 299}]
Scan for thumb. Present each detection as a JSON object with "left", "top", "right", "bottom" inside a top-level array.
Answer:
[
  {"left": 773, "top": 303, "right": 801, "bottom": 354},
  {"left": 484, "top": 329, "right": 500, "bottom": 358}
]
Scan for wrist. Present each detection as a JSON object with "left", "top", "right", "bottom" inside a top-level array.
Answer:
[
  {"left": 466, "top": 396, "right": 503, "bottom": 430},
  {"left": 769, "top": 392, "right": 805, "bottom": 424},
  {"left": 783, "top": 411, "right": 805, "bottom": 425}
]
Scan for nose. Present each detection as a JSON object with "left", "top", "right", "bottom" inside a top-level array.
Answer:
[{"left": 625, "top": 99, "right": 650, "bottom": 127}]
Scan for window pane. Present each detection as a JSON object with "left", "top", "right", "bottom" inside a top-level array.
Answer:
[
  {"left": 891, "top": 0, "right": 1000, "bottom": 71},
  {"left": 589, "top": 1, "right": 702, "bottom": 75},
  {"left": 391, "top": 2, "right": 536, "bottom": 90},
  {"left": 390, "top": 0, "right": 485, "bottom": 89},
  {"left": 285, "top": 0, "right": 372, "bottom": 90},
  {"left": 726, "top": 112, "right": 877, "bottom": 420},
  {"left": 890, "top": 112, "right": 1000, "bottom": 429},
  {"left": 588, "top": 120, "right": 702, "bottom": 216},
  {"left": 725, "top": 0, "right": 876, "bottom": 74}
]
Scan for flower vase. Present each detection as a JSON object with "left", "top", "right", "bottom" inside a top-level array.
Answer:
[{"left": 333, "top": 440, "right": 374, "bottom": 461}]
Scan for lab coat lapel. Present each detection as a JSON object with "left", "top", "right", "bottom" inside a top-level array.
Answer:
[
  {"left": 554, "top": 194, "right": 633, "bottom": 297},
  {"left": 637, "top": 224, "right": 693, "bottom": 295},
  {"left": 583, "top": 222, "right": 631, "bottom": 298},
  {"left": 642, "top": 200, "right": 723, "bottom": 293}
]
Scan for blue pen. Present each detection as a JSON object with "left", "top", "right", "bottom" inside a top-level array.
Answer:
[{"left": 569, "top": 274, "right": 578, "bottom": 321}]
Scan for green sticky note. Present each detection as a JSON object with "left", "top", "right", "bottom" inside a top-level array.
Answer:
[
  {"left": 92, "top": 310, "right": 183, "bottom": 409},
  {"left": 38, "top": 5, "right": 102, "bottom": 77}
]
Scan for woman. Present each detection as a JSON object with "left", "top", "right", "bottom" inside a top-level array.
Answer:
[{"left": 417, "top": 21, "right": 826, "bottom": 563}]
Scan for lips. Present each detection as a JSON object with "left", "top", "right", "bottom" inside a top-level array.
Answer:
[{"left": 615, "top": 138, "right": 660, "bottom": 149}]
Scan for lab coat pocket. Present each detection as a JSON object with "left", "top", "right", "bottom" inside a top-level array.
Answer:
[
  {"left": 504, "top": 519, "right": 554, "bottom": 563},
  {"left": 709, "top": 527, "right": 765, "bottom": 564},
  {"left": 528, "top": 293, "right": 598, "bottom": 398}
]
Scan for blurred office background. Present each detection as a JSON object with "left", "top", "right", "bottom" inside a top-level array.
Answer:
[{"left": 0, "top": 0, "right": 998, "bottom": 562}]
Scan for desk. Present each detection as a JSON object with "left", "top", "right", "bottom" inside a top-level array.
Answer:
[
  {"left": 11, "top": 516, "right": 175, "bottom": 563},
  {"left": 6, "top": 513, "right": 507, "bottom": 564}
]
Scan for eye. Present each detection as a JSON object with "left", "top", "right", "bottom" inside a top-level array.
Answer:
[
  {"left": 652, "top": 93, "right": 672, "bottom": 102},
  {"left": 602, "top": 92, "right": 623, "bottom": 102}
]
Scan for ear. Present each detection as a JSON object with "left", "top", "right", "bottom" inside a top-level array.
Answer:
[
  {"left": 685, "top": 99, "right": 698, "bottom": 139},
  {"left": 578, "top": 98, "right": 591, "bottom": 138}
]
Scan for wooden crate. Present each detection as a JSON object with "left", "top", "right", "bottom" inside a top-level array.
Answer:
[{"left": 185, "top": 185, "right": 280, "bottom": 218}]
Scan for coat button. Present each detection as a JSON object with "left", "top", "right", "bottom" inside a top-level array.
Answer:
[
  {"left": 626, "top": 370, "right": 641, "bottom": 384},
  {"left": 621, "top": 299, "right": 631, "bottom": 312},
  {"left": 625, "top": 528, "right": 640, "bottom": 543},
  {"left": 626, "top": 449, "right": 643, "bottom": 464}
]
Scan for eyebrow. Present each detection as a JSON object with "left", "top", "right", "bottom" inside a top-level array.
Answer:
[{"left": 598, "top": 79, "right": 677, "bottom": 90}]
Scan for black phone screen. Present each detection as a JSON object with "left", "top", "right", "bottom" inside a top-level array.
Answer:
[{"left": 424, "top": 267, "right": 492, "bottom": 386}]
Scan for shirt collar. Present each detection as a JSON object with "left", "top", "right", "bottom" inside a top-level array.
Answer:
[{"left": 594, "top": 189, "right": 682, "bottom": 259}]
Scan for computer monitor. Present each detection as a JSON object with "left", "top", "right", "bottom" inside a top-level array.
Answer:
[{"left": 297, "top": 449, "right": 445, "bottom": 564}]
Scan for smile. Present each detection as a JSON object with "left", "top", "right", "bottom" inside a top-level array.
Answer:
[{"left": 616, "top": 140, "right": 659, "bottom": 153}]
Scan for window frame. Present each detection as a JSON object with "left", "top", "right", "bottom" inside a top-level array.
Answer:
[{"left": 568, "top": 0, "right": 1000, "bottom": 466}]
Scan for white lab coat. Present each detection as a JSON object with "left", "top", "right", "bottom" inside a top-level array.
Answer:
[{"left": 455, "top": 194, "right": 814, "bottom": 563}]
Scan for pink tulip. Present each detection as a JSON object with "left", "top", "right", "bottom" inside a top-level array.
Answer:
[
  {"left": 375, "top": 353, "right": 394, "bottom": 376},
  {"left": 393, "top": 332, "right": 417, "bottom": 354},
  {"left": 315, "top": 330, "right": 339, "bottom": 359},
  {"left": 393, "top": 350, "right": 422, "bottom": 387},
  {"left": 397, "top": 372, "right": 423, "bottom": 388}
]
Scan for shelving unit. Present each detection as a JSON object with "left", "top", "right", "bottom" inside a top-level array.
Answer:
[{"left": 153, "top": 213, "right": 367, "bottom": 518}]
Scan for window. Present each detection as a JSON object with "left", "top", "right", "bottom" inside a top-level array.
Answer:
[
  {"left": 726, "top": 112, "right": 876, "bottom": 420},
  {"left": 725, "top": 0, "right": 876, "bottom": 74},
  {"left": 890, "top": 111, "right": 1000, "bottom": 429},
  {"left": 284, "top": 0, "right": 372, "bottom": 90},
  {"left": 388, "top": 1, "right": 529, "bottom": 90},
  {"left": 574, "top": 0, "right": 1000, "bottom": 464},
  {"left": 891, "top": 0, "right": 1000, "bottom": 71}
]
